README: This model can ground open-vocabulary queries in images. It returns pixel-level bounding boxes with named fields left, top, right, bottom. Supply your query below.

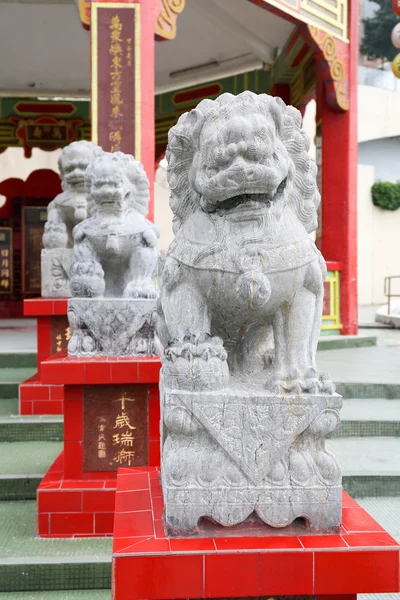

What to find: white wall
left=359, top=137, right=400, bottom=182
left=358, top=163, right=400, bottom=304
left=358, top=84, right=400, bottom=143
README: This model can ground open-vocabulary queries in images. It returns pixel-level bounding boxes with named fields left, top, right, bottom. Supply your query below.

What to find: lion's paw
left=123, top=282, right=158, bottom=299
left=164, top=336, right=229, bottom=391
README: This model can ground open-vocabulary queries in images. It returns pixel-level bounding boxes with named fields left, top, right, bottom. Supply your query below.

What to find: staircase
left=0, top=351, right=399, bottom=598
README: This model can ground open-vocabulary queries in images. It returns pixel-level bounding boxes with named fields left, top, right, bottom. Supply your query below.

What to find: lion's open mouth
left=215, top=177, right=287, bottom=212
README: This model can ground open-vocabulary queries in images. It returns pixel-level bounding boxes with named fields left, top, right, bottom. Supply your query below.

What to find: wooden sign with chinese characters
left=23, top=207, right=47, bottom=294
left=91, top=3, right=140, bottom=157
left=0, top=228, right=12, bottom=295
left=83, top=385, right=148, bottom=472
left=50, top=317, right=71, bottom=354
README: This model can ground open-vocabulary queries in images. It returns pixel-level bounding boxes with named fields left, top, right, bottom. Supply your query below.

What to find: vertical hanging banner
left=91, top=3, right=141, bottom=158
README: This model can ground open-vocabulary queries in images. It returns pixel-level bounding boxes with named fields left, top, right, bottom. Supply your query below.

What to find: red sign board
left=91, top=3, right=140, bottom=157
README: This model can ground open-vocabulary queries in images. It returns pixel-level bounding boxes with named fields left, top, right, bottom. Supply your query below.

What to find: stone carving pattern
left=158, top=91, right=342, bottom=533
left=67, top=151, right=160, bottom=357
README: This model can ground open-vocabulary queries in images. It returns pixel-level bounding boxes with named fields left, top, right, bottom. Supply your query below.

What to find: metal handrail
left=384, top=275, right=400, bottom=315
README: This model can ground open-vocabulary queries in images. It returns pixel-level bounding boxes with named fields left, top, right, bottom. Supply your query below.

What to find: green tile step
left=0, top=413, right=63, bottom=443
left=0, top=501, right=111, bottom=593
left=0, top=593, right=110, bottom=599
left=0, top=441, right=62, bottom=501
left=0, top=369, right=37, bottom=400
left=317, top=334, right=377, bottom=351
left=333, top=398, right=400, bottom=437
left=0, top=353, right=37, bottom=369
left=328, top=436, right=400, bottom=497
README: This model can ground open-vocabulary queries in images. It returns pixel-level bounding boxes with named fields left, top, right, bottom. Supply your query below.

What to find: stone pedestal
left=21, top=298, right=68, bottom=415
left=111, top=467, right=400, bottom=600
left=68, top=298, right=160, bottom=357
left=37, top=351, right=161, bottom=537
left=162, top=379, right=342, bottom=534
left=41, top=248, right=72, bottom=298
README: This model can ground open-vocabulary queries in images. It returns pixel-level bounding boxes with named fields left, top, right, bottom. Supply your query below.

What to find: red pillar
left=318, top=0, right=358, bottom=335
left=91, top=0, right=156, bottom=221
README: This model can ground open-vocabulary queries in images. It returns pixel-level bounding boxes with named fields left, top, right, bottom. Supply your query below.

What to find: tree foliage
left=360, top=0, right=399, bottom=62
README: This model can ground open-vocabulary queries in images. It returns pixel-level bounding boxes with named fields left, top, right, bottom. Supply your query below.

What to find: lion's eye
left=206, top=167, right=218, bottom=177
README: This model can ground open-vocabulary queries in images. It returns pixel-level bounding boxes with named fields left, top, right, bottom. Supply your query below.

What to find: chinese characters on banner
left=23, top=207, right=47, bottom=294
left=0, top=228, right=12, bottom=294
left=83, top=385, right=148, bottom=472
left=92, top=4, right=139, bottom=157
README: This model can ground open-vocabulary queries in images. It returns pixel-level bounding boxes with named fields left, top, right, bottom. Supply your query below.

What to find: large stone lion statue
left=70, top=151, right=159, bottom=299
left=158, top=91, right=333, bottom=394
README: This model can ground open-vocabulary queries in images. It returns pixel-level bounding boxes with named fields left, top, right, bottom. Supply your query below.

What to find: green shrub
left=372, top=181, right=400, bottom=211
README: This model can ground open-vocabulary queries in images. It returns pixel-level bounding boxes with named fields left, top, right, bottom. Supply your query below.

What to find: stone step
left=0, top=353, right=37, bottom=369
left=318, top=334, right=377, bottom=351
left=0, top=368, right=36, bottom=399
left=334, top=398, right=400, bottom=437
left=0, top=501, right=111, bottom=593
left=0, top=593, right=110, bottom=599
left=0, top=441, right=62, bottom=501
left=329, top=437, right=400, bottom=497
left=335, top=382, right=400, bottom=399
left=0, top=413, right=63, bottom=443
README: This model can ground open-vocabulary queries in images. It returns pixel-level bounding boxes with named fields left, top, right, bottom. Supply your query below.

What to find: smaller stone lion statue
left=42, top=141, right=103, bottom=249
left=158, top=91, right=333, bottom=394
left=70, top=151, right=159, bottom=299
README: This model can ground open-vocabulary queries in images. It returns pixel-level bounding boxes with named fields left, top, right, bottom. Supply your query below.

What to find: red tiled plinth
left=112, top=467, right=400, bottom=600
left=19, top=373, right=63, bottom=415
left=37, top=452, right=116, bottom=537
left=22, top=298, right=69, bottom=415
left=37, top=355, right=161, bottom=538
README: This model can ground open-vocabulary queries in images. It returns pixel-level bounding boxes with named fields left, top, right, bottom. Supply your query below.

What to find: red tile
left=137, top=359, right=161, bottom=383
left=170, top=537, right=216, bottom=552
left=343, top=532, right=399, bottom=547
left=148, top=440, right=160, bottom=466
left=114, top=510, right=154, bottom=538
left=124, top=537, right=170, bottom=554
left=342, top=508, right=385, bottom=532
left=215, top=535, right=303, bottom=551
left=114, top=554, right=203, bottom=599
left=147, top=384, right=159, bottom=402
left=152, top=496, right=164, bottom=519
left=28, top=300, right=53, bottom=316
left=19, top=382, right=48, bottom=401
left=111, top=361, right=138, bottom=384
left=85, top=471, right=116, bottom=481
left=300, top=535, right=348, bottom=549
left=85, top=362, right=111, bottom=384
left=64, top=396, right=83, bottom=442
left=148, top=394, right=160, bottom=441
left=63, top=361, right=86, bottom=384
left=118, top=472, right=149, bottom=492
left=113, top=537, right=148, bottom=554
left=50, top=513, right=94, bottom=535
left=61, top=480, right=104, bottom=489
left=83, top=490, right=116, bottom=512
left=50, top=385, right=64, bottom=401
left=38, top=490, right=82, bottom=513
left=95, top=512, right=115, bottom=534
left=259, top=552, right=314, bottom=595
left=37, top=513, right=49, bottom=536
left=154, top=519, right=166, bottom=539
left=64, top=386, right=83, bottom=402
left=149, top=475, right=162, bottom=497
left=33, top=400, right=62, bottom=415
left=115, top=490, right=152, bottom=513
left=205, top=553, right=259, bottom=598
left=64, top=441, right=83, bottom=479
left=19, top=401, right=33, bottom=415
left=342, top=491, right=360, bottom=508
left=53, top=299, right=68, bottom=315
left=315, top=550, right=400, bottom=594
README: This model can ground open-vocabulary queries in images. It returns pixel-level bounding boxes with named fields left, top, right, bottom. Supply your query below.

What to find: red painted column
left=91, top=0, right=156, bottom=221
left=318, top=0, right=358, bottom=335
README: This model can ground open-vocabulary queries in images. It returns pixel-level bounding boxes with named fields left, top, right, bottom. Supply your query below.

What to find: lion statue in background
left=70, top=151, right=159, bottom=299
left=158, top=91, right=333, bottom=394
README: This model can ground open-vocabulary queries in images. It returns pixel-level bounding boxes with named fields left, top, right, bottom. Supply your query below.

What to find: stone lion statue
left=70, top=151, right=159, bottom=299
left=158, top=91, right=332, bottom=394
left=42, top=140, right=104, bottom=249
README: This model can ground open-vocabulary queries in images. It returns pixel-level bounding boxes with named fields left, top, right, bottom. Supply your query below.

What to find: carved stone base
left=161, top=379, right=342, bottom=535
left=41, top=248, right=72, bottom=298
left=67, top=298, right=161, bottom=357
